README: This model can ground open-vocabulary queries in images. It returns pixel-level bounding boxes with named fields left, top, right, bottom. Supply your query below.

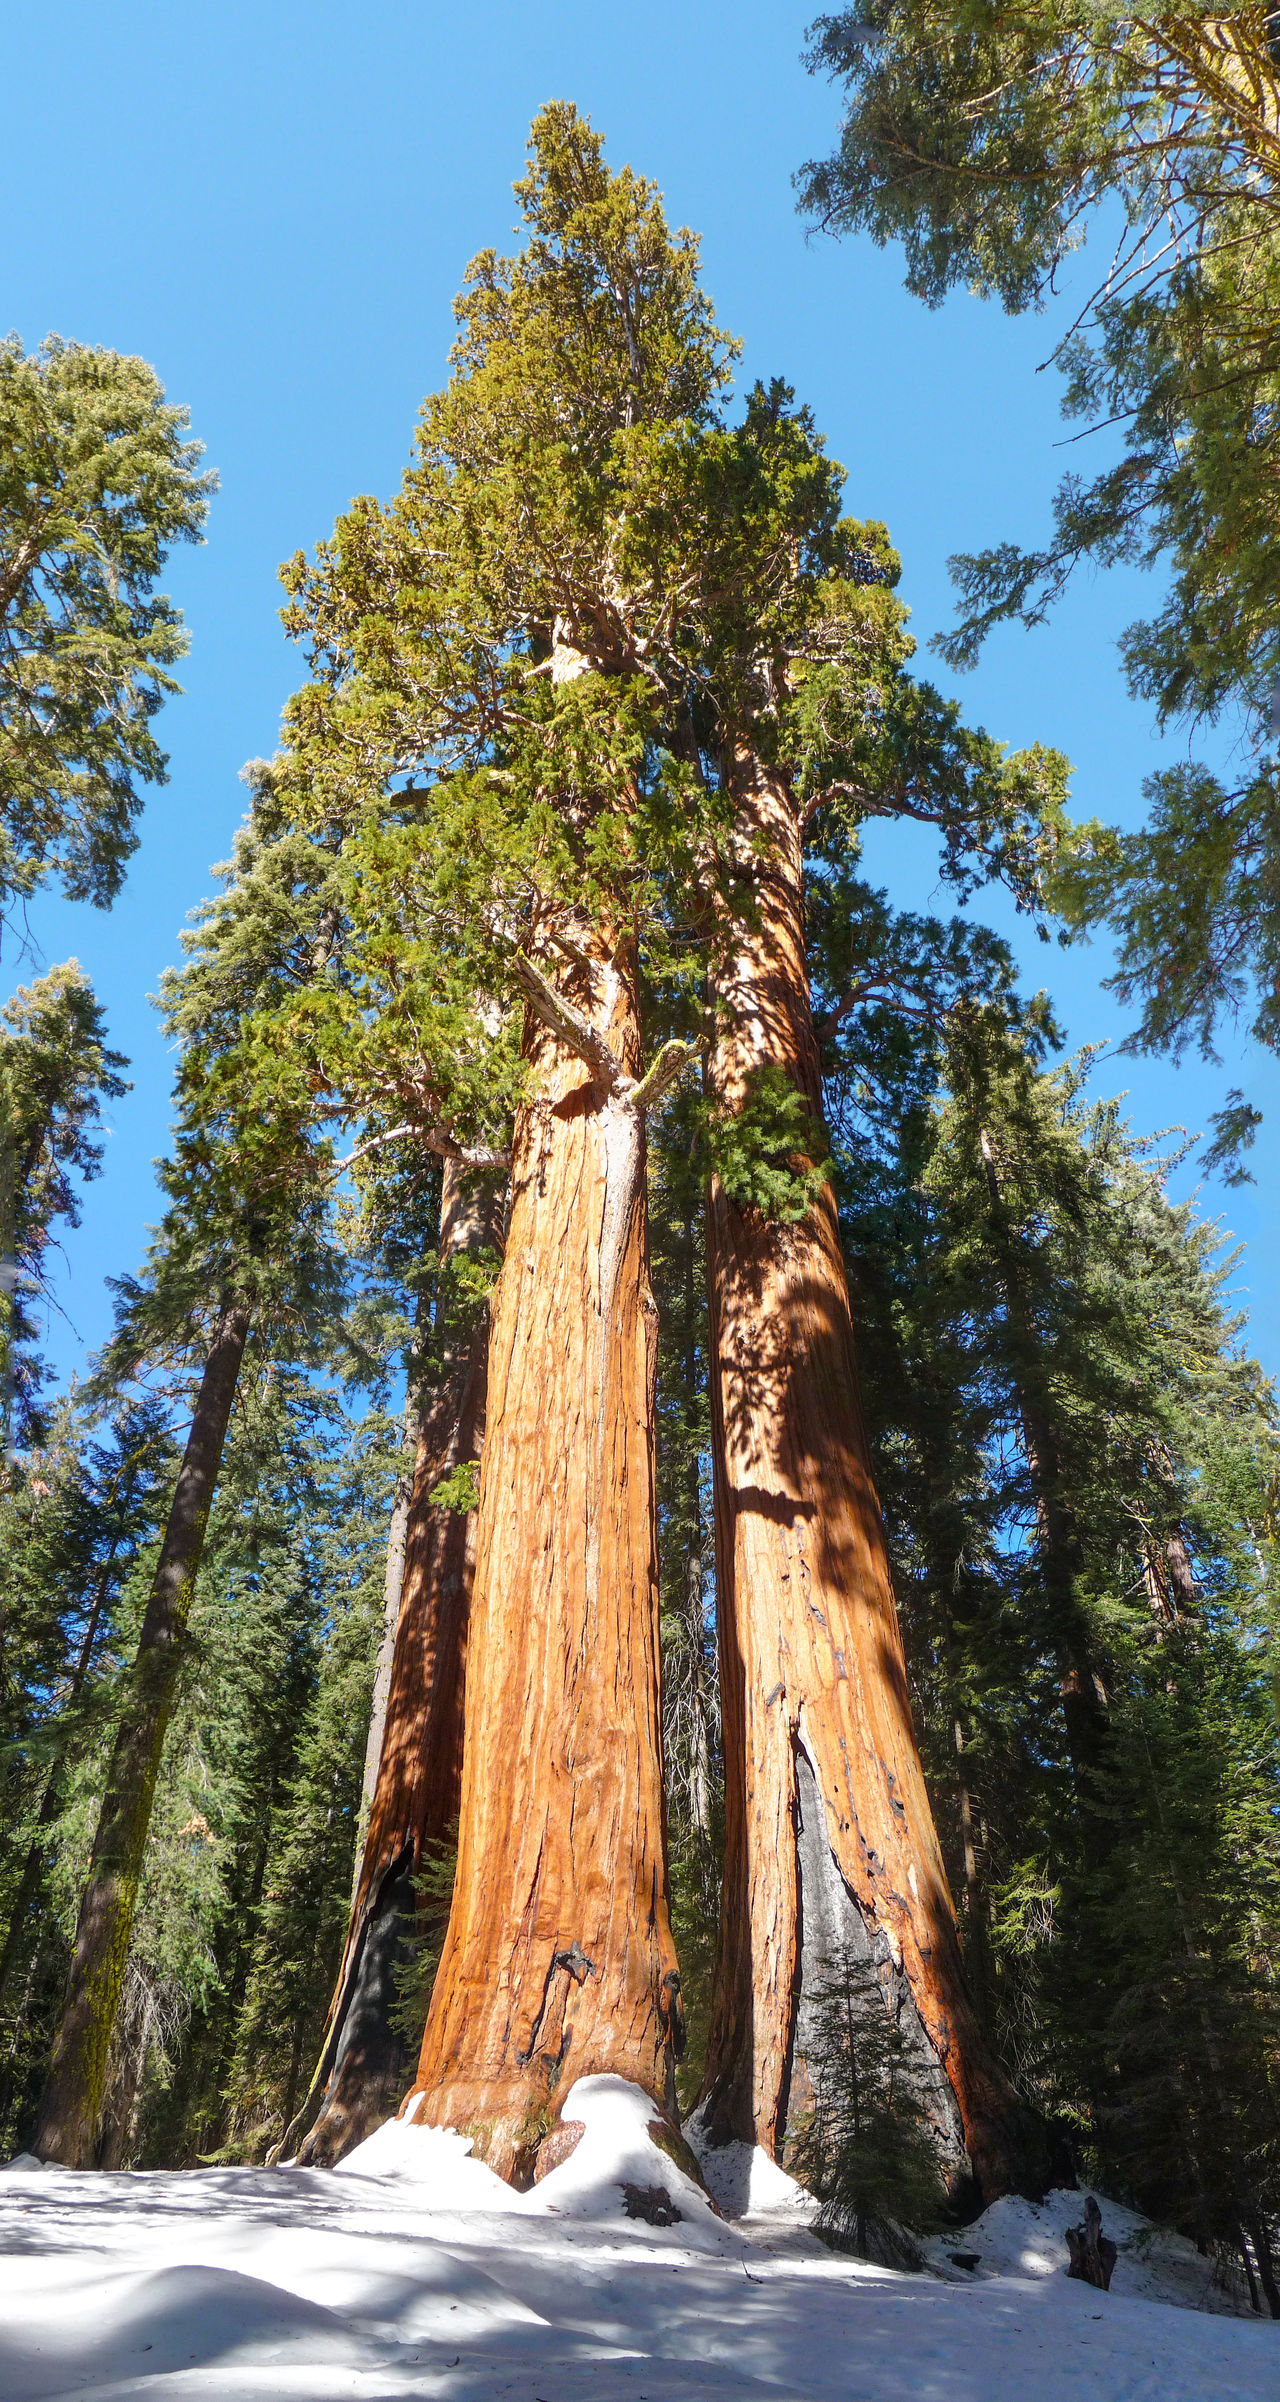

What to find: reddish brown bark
left=296, top=1161, right=501, bottom=2166
left=403, top=920, right=680, bottom=2182
left=697, top=751, right=1055, bottom=2206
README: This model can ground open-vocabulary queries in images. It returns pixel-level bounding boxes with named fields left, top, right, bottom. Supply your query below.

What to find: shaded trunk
left=359, top=1431, right=417, bottom=1843
left=32, top=1300, right=250, bottom=2166
left=697, top=751, right=1055, bottom=2206
left=1142, top=1440, right=1198, bottom=1636
left=404, top=918, right=679, bottom=2182
left=295, top=1160, right=501, bottom=2166
left=951, top=1704, right=992, bottom=2027
left=685, top=1507, right=714, bottom=1845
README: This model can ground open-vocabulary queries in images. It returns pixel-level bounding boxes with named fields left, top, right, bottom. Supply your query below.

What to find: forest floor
left=1, top=2076, right=1275, bottom=2400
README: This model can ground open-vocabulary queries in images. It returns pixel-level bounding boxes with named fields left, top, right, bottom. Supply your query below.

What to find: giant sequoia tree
left=237, top=107, right=744, bottom=2176
left=638, top=399, right=1065, bottom=2200
left=229, top=107, right=1076, bottom=2194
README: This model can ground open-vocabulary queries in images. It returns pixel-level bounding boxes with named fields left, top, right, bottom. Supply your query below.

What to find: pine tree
left=31, top=811, right=349, bottom=2164
left=0, top=335, right=212, bottom=925
left=792, top=1947, right=948, bottom=2262
left=0, top=961, right=129, bottom=1460
left=59, top=1372, right=398, bottom=2171
left=0, top=1391, right=176, bottom=2144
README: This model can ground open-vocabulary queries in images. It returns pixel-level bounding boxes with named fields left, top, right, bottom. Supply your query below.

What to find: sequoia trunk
left=295, top=1160, right=501, bottom=2166
left=33, top=1299, right=250, bottom=2166
left=698, top=751, right=1053, bottom=2206
left=404, top=921, right=680, bottom=2181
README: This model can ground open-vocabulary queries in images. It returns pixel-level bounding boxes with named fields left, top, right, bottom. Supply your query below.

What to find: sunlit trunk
left=403, top=919, right=680, bottom=2182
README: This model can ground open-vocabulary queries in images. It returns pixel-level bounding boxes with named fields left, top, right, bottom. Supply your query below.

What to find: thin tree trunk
left=358, top=1429, right=417, bottom=1849
left=951, top=1705, right=993, bottom=2025
left=685, top=1507, right=714, bottom=1844
left=0, top=1524, right=127, bottom=2018
left=697, top=749, right=1055, bottom=2205
left=295, top=1160, right=502, bottom=2166
left=32, top=1300, right=250, bottom=2166
left=403, top=917, right=680, bottom=2182
left=977, top=1129, right=1108, bottom=1776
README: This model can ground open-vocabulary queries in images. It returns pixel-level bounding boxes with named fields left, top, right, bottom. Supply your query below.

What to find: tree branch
left=511, top=950, right=631, bottom=1094
left=814, top=983, right=937, bottom=1042
left=627, top=1036, right=708, bottom=1112
left=334, top=1123, right=511, bottom=1176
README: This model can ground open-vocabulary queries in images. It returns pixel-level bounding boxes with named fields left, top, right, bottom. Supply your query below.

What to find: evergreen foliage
left=821, top=951, right=1280, bottom=2280
left=792, top=1948, right=948, bottom=2261
left=0, top=335, right=212, bottom=920
left=0, top=1370, right=396, bottom=2165
left=801, top=11, right=1280, bottom=1159
left=0, top=962, right=128, bottom=1453
left=649, top=1088, right=720, bottom=2108
left=3, top=103, right=1278, bottom=2299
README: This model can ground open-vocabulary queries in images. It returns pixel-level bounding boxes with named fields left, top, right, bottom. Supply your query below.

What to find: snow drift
left=1, top=2077, right=1275, bottom=2400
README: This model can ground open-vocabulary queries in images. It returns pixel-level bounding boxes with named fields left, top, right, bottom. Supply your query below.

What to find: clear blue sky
left=8, top=0, right=1277, bottom=1385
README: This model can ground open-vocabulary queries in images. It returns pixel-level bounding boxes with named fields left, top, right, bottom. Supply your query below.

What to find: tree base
left=295, top=1865, right=416, bottom=2168
left=403, top=2072, right=575, bottom=2188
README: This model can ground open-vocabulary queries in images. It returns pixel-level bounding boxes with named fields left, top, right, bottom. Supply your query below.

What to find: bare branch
left=815, top=983, right=937, bottom=1042
left=511, top=950, right=630, bottom=1093
left=333, top=1123, right=511, bottom=1176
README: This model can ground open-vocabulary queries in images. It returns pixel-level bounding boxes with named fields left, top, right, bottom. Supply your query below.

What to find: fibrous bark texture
left=404, top=921, right=680, bottom=2182
left=296, top=1162, right=501, bottom=2167
left=33, top=1300, right=250, bottom=2167
left=697, top=752, right=1052, bottom=2207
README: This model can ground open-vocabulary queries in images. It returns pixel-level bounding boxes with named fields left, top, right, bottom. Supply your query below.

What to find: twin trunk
left=403, top=922, right=680, bottom=2181
left=295, top=1161, right=501, bottom=2166
left=33, top=1300, right=249, bottom=2167
left=697, top=752, right=1051, bottom=2205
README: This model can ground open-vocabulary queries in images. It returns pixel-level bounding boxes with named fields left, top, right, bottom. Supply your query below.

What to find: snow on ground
left=2, top=2076, right=1275, bottom=2400
left=920, top=2183, right=1260, bottom=2319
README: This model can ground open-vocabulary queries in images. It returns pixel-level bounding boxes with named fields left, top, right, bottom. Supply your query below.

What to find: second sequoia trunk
left=403, top=920, right=680, bottom=2181
left=295, top=1159, right=502, bottom=2166
left=698, top=750, right=1053, bottom=2207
